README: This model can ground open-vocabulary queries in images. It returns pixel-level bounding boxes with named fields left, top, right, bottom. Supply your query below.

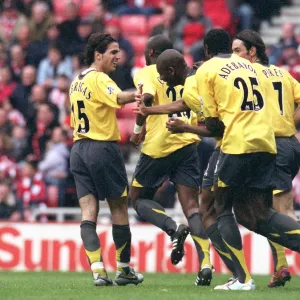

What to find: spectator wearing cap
left=174, top=0, right=212, bottom=59
left=105, top=18, right=134, bottom=64
left=0, top=0, right=28, bottom=46
left=37, top=43, right=73, bottom=89
left=28, top=1, right=54, bottom=41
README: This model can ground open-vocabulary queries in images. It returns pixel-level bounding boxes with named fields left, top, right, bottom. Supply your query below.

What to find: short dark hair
left=147, top=34, right=173, bottom=58
left=235, top=29, right=269, bottom=65
left=84, top=33, right=117, bottom=66
left=204, top=29, right=231, bottom=56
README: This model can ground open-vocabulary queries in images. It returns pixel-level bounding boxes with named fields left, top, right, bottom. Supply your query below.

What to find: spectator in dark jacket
left=10, top=65, right=36, bottom=118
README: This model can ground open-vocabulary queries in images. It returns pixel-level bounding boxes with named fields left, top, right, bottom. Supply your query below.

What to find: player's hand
left=133, top=99, right=148, bottom=116
left=166, top=118, right=187, bottom=133
left=134, top=84, right=143, bottom=102
left=130, top=133, right=143, bottom=148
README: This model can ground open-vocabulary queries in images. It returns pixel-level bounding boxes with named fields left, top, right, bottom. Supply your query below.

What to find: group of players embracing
left=69, top=28, right=300, bottom=290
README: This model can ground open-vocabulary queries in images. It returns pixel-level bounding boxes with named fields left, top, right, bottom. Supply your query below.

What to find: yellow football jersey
left=69, top=68, right=122, bottom=142
left=254, top=63, right=300, bottom=137
left=196, top=54, right=276, bottom=155
left=134, top=65, right=199, bottom=158
left=183, top=74, right=222, bottom=148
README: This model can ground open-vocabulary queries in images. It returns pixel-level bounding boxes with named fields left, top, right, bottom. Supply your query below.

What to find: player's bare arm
left=130, top=93, right=153, bottom=147
left=205, top=117, right=225, bottom=137
left=166, top=118, right=216, bottom=137
left=134, top=99, right=188, bottom=116
left=117, top=84, right=143, bottom=105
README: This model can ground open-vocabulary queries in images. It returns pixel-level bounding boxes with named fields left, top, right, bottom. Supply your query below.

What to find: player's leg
left=214, top=152, right=254, bottom=290
left=96, top=141, right=143, bottom=286
left=107, top=196, right=143, bottom=286
left=70, top=140, right=114, bottom=286
left=130, top=153, right=188, bottom=258
left=215, top=186, right=253, bottom=290
left=201, top=188, right=237, bottom=279
left=267, top=137, right=300, bottom=287
left=176, top=184, right=212, bottom=286
left=201, top=148, right=236, bottom=278
left=131, top=185, right=178, bottom=236
left=172, top=143, right=212, bottom=285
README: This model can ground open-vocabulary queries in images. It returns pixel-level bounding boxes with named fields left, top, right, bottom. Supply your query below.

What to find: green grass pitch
left=1, top=272, right=300, bottom=300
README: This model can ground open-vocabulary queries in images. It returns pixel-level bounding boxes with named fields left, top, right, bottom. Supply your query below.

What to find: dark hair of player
left=84, top=33, right=117, bottom=66
left=146, top=34, right=173, bottom=58
left=235, top=29, right=269, bottom=65
left=204, top=29, right=231, bottom=56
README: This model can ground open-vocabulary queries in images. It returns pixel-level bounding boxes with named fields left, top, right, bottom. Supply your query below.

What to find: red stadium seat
left=79, top=0, right=96, bottom=17
left=117, top=118, right=135, bottom=144
left=148, top=14, right=164, bottom=33
left=53, top=0, right=79, bottom=17
left=203, top=0, right=231, bottom=29
left=118, top=102, right=137, bottom=119
left=119, top=15, right=148, bottom=37
left=134, top=55, right=146, bottom=69
left=184, top=54, right=194, bottom=67
left=127, top=35, right=148, bottom=55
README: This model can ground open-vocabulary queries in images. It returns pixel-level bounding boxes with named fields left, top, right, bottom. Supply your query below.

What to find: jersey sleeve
left=97, top=73, right=122, bottom=108
left=288, top=72, right=300, bottom=106
left=134, top=68, right=157, bottom=96
left=183, top=75, right=205, bottom=122
left=196, top=65, right=218, bottom=118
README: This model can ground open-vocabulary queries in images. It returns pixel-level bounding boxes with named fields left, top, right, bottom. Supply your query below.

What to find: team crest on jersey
left=107, top=86, right=115, bottom=94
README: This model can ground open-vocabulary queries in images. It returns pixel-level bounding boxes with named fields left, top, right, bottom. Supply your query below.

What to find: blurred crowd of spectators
left=0, top=0, right=297, bottom=221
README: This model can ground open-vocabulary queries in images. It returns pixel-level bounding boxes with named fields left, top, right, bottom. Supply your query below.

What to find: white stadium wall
left=1, top=222, right=300, bottom=274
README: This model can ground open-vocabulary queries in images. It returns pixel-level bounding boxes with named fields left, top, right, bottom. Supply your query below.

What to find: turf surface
left=1, top=272, right=299, bottom=300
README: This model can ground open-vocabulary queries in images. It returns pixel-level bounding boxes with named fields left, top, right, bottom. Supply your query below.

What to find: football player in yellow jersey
left=196, top=29, right=300, bottom=291
left=134, top=49, right=237, bottom=284
left=69, top=33, right=143, bottom=286
left=232, top=29, right=300, bottom=288
left=129, top=35, right=213, bottom=286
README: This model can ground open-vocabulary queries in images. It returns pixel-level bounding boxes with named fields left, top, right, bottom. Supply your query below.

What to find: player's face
left=158, top=67, right=176, bottom=87
left=101, top=42, right=120, bottom=73
left=232, top=39, right=251, bottom=61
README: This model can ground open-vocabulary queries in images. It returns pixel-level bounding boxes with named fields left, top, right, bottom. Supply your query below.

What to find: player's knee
left=234, top=207, right=257, bottom=231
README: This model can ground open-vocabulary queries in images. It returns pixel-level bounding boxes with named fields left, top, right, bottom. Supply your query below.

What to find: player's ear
left=149, top=49, right=154, bottom=57
left=249, top=46, right=257, bottom=58
left=168, top=66, right=175, bottom=76
left=94, top=51, right=102, bottom=62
